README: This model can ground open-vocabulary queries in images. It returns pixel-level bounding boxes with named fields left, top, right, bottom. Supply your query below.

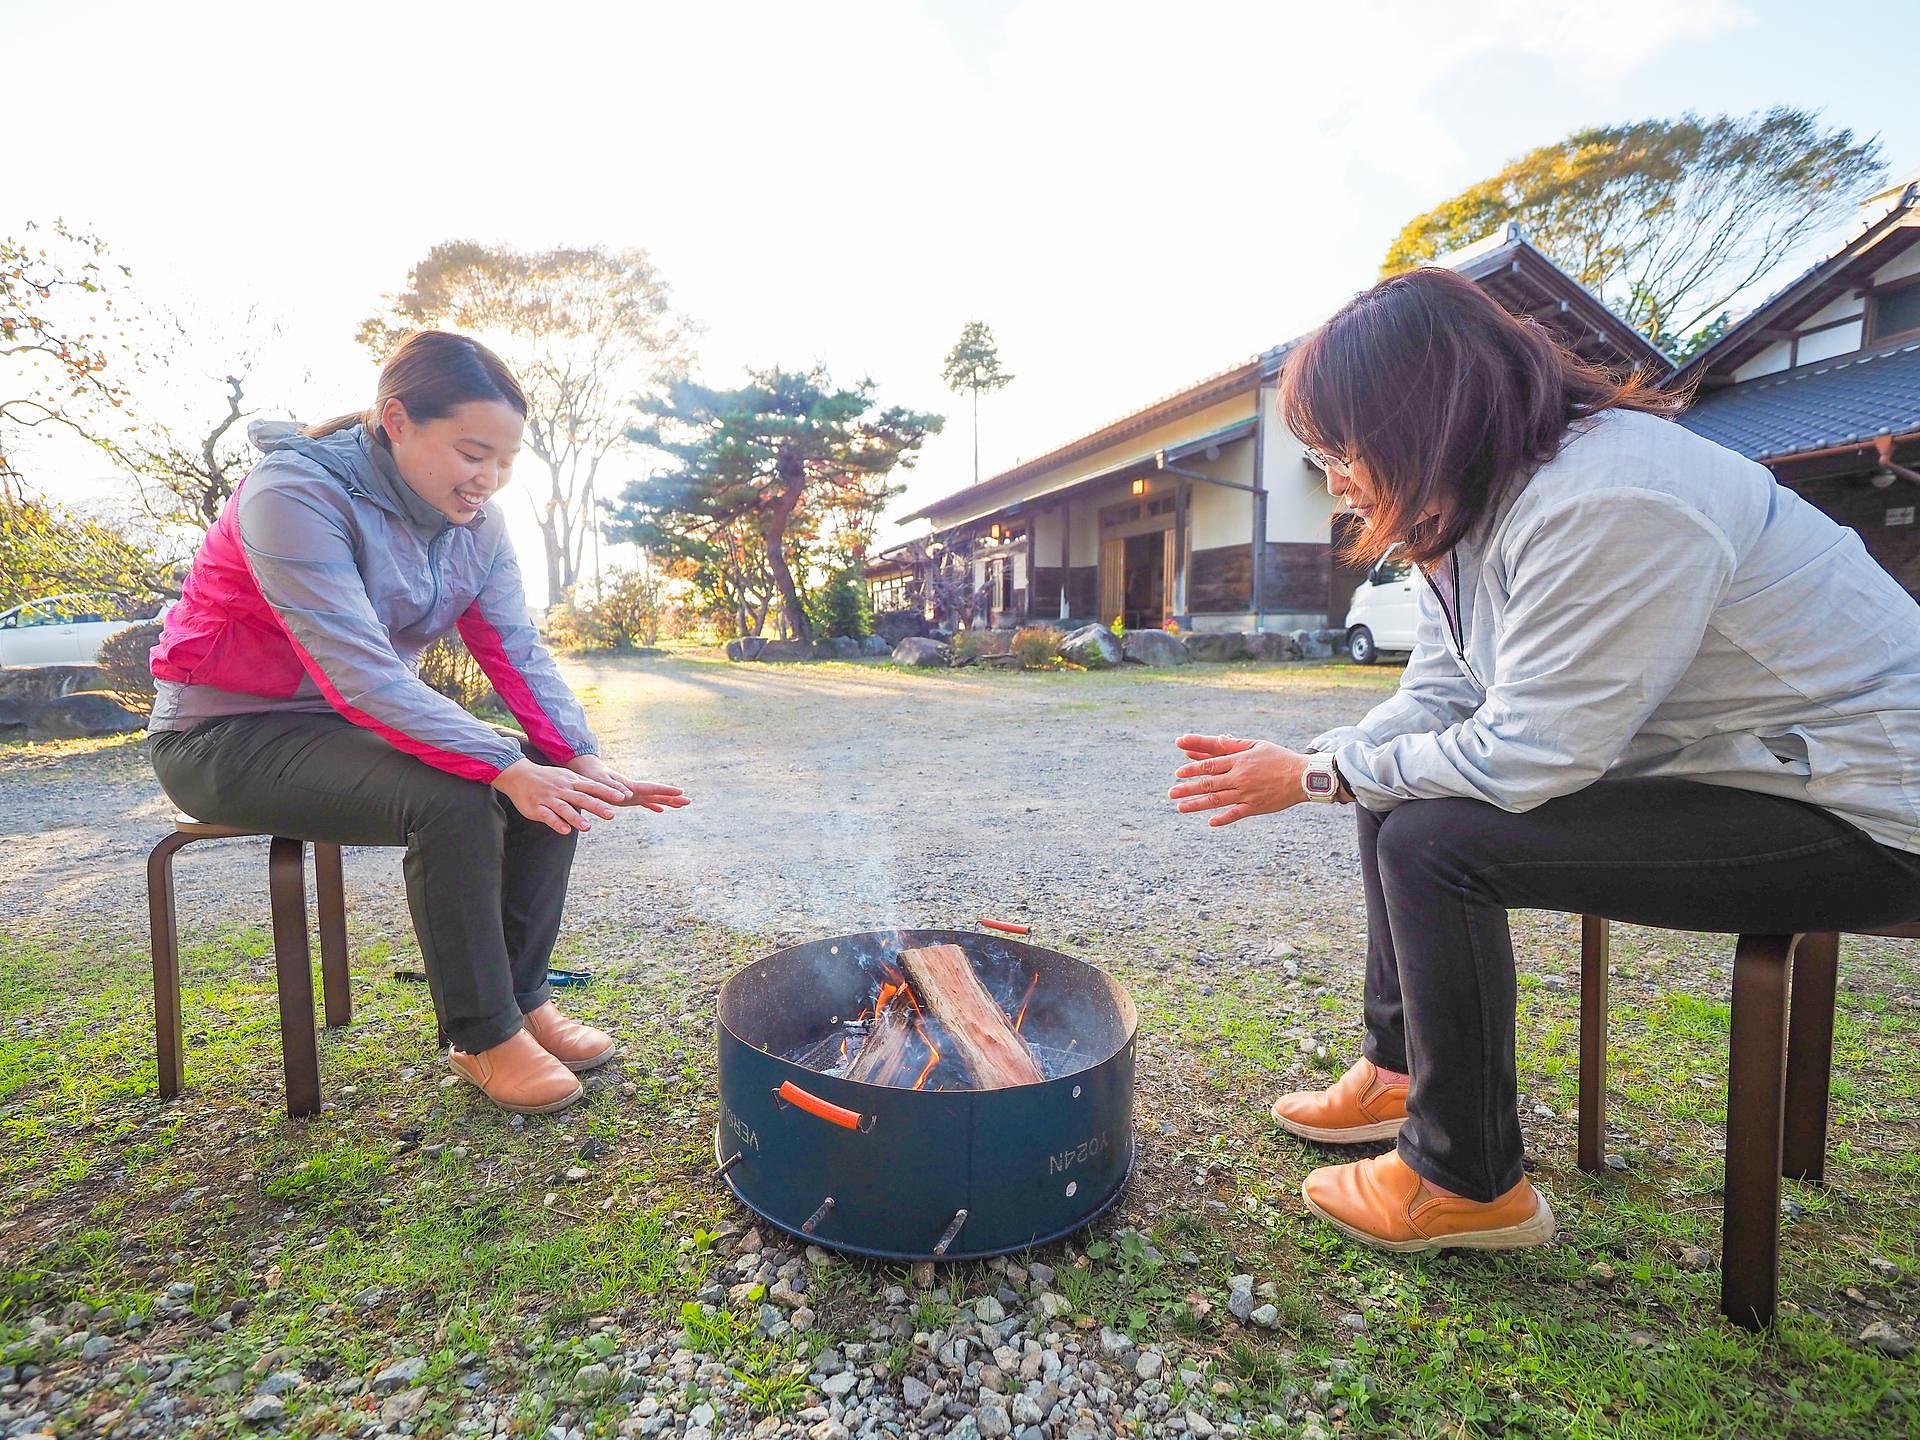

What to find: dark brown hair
left=307, top=330, right=528, bottom=441
left=1278, top=266, right=1684, bottom=568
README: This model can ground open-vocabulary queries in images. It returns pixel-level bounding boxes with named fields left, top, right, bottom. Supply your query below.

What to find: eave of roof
left=1436, top=229, right=1674, bottom=377
left=1678, top=338, right=1920, bottom=462
left=897, top=351, right=1277, bottom=523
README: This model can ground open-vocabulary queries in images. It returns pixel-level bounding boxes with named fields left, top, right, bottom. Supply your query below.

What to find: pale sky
left=8, top=0, right=1918, bottom=601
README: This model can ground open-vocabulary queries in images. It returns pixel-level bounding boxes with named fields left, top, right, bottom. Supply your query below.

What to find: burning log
left=899, top=943, right=1046, bottom=1089
left=845, top=987, right=921, bottom=1087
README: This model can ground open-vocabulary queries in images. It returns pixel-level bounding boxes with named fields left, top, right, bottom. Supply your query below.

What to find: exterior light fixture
left=1131, top=478, right=1148, bottom=496
left=990, top=523, right=1003, bottom=540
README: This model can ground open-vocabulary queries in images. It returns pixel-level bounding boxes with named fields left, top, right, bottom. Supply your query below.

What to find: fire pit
left=714, top=926, right=1137, bottom=1261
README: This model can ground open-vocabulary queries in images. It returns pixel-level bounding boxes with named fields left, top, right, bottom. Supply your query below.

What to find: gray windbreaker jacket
left=149, top=421, right=596, bottom=781
left=1309, top=407, right=1920, bottom=852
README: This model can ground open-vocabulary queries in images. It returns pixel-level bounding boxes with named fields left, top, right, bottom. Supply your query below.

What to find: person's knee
left=410, top=774, right=504, bottom=836
left=1374, top=798, right=1489, bottom=887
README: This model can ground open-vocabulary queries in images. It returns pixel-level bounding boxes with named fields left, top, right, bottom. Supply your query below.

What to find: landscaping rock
left=373, top=1356, right=427, bottom=1391
left=238, top=1394, right=286, bottom=1424
left=1122, top=629, right=1189, bottom=666
left=757, top=639, right=815, bottom=662
left=861, top=635, right=891, bottom=656
left=893, top=637, right=950, bottom=668
left=380, top=1386, right=428, bottom=1424
left=0, top=664, right=103, bottom=705
left=1181, top=632, right=1250, bottom=662
left=1245, top=631, right=1295, bottom=661
left=724, top=636, right=768, bottom=661
left=1677, top=1245, right=1714, bottom=1271
left=28, top=691, right=144, bottom=740
left=901, top=1375, right=933, bottom=1408
left=1868, top=1257, right=1901, bottom=1282
left=1059, top=623, right=1121, bottom=669
left=872, top=610, right=931, bottom=644
left=0, top=697, right=29, bottom=734
left=822, top=636, right=861, bottom=660
left=1251, top=1304, right=1281, bottom=1328
left=1861, top=1320, right=1914, bottom=1357
left=1289, top=628, right=1333, bottom=659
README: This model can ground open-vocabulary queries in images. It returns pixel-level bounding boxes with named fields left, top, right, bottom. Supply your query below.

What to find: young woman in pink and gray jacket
left=147, top=331, right=688, bottom=1116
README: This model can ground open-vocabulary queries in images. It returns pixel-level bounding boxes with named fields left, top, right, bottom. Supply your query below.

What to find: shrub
left=1011, top=624, right=1063, bottom=670
left=546, top=570, right=667, bottom=652
left=1109, top=613, right=1126, bottom=638
left=805, top=566, right=872, bottom=640
left=94, top=621, right=163, bottom=709
left=417, top=634, right=494, bottom=713
left=950, top=629, right=990, bottom=665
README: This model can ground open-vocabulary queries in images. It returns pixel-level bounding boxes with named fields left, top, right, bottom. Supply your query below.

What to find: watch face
left=1305, top=771, right=1335, bottom=795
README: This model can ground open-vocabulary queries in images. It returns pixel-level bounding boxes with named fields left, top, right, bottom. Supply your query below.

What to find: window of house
left=868, top=574, right=910, bottom=612
left=1871, top=281, right=1920, bottom=343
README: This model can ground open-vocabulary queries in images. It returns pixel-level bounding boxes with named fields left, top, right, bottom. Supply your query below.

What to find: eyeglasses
left=1302, top=444, right=1352, bottom=479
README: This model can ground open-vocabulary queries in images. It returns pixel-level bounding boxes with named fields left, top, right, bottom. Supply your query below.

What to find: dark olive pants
left=1355, top=778, right=1920, bottom=1201
left=150, top=711, right=576, bottom=1053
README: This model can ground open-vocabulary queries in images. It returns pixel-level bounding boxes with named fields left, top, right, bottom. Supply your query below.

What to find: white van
left=0, top=594, right=164, bottom=668
left=1342, top=548, right=1417, bottom=664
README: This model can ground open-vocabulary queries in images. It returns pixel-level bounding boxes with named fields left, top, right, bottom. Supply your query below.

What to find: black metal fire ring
left=710, top=1123, right=1138, bottom=1264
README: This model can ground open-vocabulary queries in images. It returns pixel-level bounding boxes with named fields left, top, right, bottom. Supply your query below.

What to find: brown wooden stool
left=1576, top=916, right=1920, bottom=1328
left=148, top=816, right=356, bottom=1119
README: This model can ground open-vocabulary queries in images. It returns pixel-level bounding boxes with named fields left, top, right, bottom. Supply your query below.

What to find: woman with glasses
left=1168, top=267, right=1920, bottom=1253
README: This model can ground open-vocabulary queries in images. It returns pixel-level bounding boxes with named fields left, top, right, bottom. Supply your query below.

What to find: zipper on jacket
left=427, top=526, right=450, bottom=613
left=1425, top=551, right=1484, bottom=689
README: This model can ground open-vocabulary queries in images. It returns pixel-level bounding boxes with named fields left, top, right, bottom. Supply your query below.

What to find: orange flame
left=1012, top=972, right=1039, bottom=1033
left=911, top=1020, right=941, bottom=1090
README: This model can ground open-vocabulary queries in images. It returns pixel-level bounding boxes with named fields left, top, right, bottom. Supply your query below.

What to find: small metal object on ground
left=932, top=1207, right=970, bottom=1256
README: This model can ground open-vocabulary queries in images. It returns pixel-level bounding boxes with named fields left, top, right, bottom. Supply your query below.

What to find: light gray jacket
left=1309, top=407, right=1920, bottom=852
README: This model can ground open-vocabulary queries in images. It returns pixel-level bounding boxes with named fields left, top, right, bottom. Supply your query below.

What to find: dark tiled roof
left=1679, top=341, right=1920, bottom=462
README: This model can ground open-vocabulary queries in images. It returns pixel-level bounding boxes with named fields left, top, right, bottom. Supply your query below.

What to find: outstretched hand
left=566, top=754, right=691, bottom=814
left=1168, top=733, right=1308, bottom=827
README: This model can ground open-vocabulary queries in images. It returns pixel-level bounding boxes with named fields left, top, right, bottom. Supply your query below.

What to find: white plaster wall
left=1877, top=246, right=1920, bottom=286
left=1190, top=482, right=1254, bottom=550
left=1733, top=344, right=1792, bottom=382
left=1803, top=293, right=1866, bottom=329
left=920, top=393, right=1258, bottom=528
left=1800, top=322, right=1865, bottom=364
left=1260, top=389, right=1338, bottom=543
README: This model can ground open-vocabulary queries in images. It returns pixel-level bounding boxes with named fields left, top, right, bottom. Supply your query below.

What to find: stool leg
left=314, top=842, right=351, bottom=1030
left=1723, top=932, right=1792, bottom=1329
left=1577, top=915, right=1610, bottom=1173
left=146, top=834, right=192, bottom=1100
left=268, top=837, right=322, bottom=1119
left=1784, top=931, right=1839, bottom=1183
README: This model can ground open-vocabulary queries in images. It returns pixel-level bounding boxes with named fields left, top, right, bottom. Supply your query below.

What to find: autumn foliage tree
left=1, top=221, right=141, bottom=500
left=614, top=368, right=941, bottom=642
left=359, top=243, right=692, bottom=602
left=1383, top=109, right=1885, bottom=352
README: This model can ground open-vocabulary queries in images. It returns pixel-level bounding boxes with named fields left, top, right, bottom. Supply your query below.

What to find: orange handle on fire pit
left=977, top=916, right=1031, bottom=936
left=776, top=1080, right=875, bottom=1132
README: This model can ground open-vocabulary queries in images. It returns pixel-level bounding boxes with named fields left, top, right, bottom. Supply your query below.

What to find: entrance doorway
left=1098, top=493, right=1178, bottom=629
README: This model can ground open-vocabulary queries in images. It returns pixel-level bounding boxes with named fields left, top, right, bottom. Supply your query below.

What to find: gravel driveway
left=0, top=656, right=1404, bottom=952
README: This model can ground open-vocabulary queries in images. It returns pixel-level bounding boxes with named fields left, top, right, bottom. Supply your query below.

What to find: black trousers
left=1355, top=778, right=1920, bottom=1201
left=150, top=711, right=577, bottom=1053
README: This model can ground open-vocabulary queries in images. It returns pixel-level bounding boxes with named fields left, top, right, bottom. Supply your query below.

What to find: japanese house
left=879, top=225, right=1670, bottom=633
left=1678, top=179, right=1920, bottom=597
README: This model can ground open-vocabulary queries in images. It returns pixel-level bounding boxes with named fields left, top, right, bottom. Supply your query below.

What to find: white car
left=1343, top=548, right=1417, bottom=664
left=0, top=594, right=166, bottom=668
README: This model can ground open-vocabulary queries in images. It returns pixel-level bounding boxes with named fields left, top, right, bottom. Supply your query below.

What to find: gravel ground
left=0, top=655, right=1399, bottom=950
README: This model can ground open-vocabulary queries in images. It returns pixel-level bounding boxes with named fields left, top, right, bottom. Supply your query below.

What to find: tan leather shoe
left=447, top=1029, right=583, bottom=1115
left=1270, top=1058, right=1408, bottom=1143
left=523, top=1001, right=617, bottom=1073
left=1301, top=1151, right=1556, bottom=1253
